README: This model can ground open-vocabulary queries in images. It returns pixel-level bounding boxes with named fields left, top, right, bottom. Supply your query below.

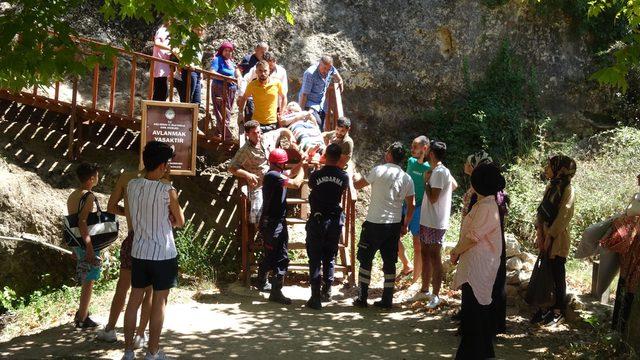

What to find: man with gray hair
left=298, top=55, right=344, bottom=131
left=240, top=41, right=269, bottom=76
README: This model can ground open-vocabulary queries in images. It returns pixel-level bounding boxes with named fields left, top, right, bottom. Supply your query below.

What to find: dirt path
left=0, top=281, right=581, bottom=360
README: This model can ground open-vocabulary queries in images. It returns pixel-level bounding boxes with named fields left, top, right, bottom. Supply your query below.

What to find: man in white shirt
left=419, top=140, right=457, bottom=309
left=240, top=52, right=288, bottom=99
left=152, top=22, right=172, bottom=101
left=352, top=142, right=415, bottom=309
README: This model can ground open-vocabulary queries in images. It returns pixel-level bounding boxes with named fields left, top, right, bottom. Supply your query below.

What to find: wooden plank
left=54, top=81, right=60, bottom=101
left=205, top=74, right=210, bottom=134
left=109, top=56, right=118, bottom=113
left=169, top=65, right=174, bottom=102
left=129, top=55, right=137, bottom=117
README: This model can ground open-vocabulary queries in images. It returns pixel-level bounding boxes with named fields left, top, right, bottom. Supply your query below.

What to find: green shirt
left=406, top=157, right=431, bottom=204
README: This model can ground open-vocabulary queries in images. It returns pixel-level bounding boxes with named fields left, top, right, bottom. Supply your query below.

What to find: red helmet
left=268, top=148, right=288, bottom=164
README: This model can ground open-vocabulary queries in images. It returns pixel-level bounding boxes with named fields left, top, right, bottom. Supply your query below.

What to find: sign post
left=140, top=100, right=198, bottom=176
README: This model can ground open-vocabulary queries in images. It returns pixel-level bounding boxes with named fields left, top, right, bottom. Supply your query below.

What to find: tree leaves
left=0, top=0, right=292, bottom=91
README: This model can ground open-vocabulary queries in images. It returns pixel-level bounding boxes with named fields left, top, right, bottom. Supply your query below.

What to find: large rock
left=506, top=257, right=523, bottom=271
left=518, top=251, right=537, bottom=265
left=507, top=270, right=520, bottom=285
left=506, top=284, right=519, bottom=298
left=505, top=234, right=522, bottom=258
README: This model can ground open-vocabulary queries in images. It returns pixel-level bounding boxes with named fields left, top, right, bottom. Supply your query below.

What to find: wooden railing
left=0, top=33, right=238, bottom=159
left=324, top=82, right=344, bottom=131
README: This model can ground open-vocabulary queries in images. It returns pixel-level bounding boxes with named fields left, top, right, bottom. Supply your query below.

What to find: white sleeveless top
left=127, top=178, right=177, bottom=261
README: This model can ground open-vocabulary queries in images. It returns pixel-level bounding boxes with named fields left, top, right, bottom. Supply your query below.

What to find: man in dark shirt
left=305, top=144, right=349, bottom=310
left=239, top=42, right=269, bottom=76
left=257, top=148, right=304, bottom=305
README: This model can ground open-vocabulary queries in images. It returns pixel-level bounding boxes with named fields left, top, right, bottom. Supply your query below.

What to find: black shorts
left=131, top=257, right=178, bottom=291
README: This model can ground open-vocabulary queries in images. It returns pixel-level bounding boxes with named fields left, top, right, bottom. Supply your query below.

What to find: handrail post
left=185, top=69, right=192, bottom=103
left=169, top=65, right=174, bottom=102
left=109, top=56, right=118, bottom=113
left=67, top=76, right=79, bottom=160
left=129, top=55, right=137, bottom=117
left=148, top=61, right=155, bottom=99
left=239, top=180, right=250, bottom=285
left=205, top=74, right=211, bottom=134
left=54, top=81, right=60, bottom=101
left=92, top=63, right=99, bottom=110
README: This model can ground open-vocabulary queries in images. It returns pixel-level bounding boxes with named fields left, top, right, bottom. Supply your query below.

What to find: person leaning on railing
left=298, top=55, right=344, bottom=131
left=211, top=41, right=242, bottom=140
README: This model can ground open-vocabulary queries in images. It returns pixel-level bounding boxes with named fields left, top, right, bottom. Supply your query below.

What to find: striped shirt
left=452, top=195, right=502, bottom=305
left=127, top=178, right=177, bottom=261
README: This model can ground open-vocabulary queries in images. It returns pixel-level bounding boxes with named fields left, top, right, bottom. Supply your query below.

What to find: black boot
left=306, top=284, right=322, bottom=310
left=353, top=283, right=369, bottom=308
left=253, top=271, right=272, bottom=292
left=374, top=287, right=393, bottom=309
left=269, top=276, right=292, bottom=305
left=321, top=283, right=332, bottom=302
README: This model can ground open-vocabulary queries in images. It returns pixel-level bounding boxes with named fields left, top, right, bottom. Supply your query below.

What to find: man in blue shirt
left=298, top=55, right=344, bottom=131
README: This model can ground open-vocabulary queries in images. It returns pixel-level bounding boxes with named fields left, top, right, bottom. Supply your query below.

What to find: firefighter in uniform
left=305, top=144, right=349, bottom=310
left=257, top=148, right=305, bottom=304
left=352, top=142, right=415, bottom=308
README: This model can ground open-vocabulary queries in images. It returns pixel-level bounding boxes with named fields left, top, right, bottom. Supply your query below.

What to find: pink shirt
left=452, top=195, right=502, bottom=305
left=152, top=25, right=171, bottom=78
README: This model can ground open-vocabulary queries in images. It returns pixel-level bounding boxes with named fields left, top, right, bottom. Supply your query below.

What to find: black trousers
left=152, top=77, right=168, bottom=101
left=456, top=283, right=496, bottom=360
left=305, top=212, right=345, bottom=287
left=356, top=221, right=401, bottom=296
left=549, top=256, right=566, bottom=311
left=491, top=243, right=507, bottom=333
left=176, top=70, right=201, bottom=105
left=258, top=218, right=289, bottom=277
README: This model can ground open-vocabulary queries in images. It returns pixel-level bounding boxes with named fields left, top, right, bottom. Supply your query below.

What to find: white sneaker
left=96, top=327, right=117, bottom=343
left=426, top=295, right=441, bottom=309
left=133, top=333, right=148, bottom=349
left=410, top=291, right=432, bottom=301
left=121, top=350, right=135, bottom=360
left=145, top=350, right=172, bottom=360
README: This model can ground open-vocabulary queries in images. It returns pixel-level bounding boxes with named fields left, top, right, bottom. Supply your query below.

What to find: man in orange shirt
left=238, top=61, right=286, bottom=134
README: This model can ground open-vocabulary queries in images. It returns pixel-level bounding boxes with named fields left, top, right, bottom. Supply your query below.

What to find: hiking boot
left=121, top=350, right=135, bottom=360
left=306, top=296, right=322, bottom=310
left=353, top=297, right=368, bottom=308
left=145, top=350, right=173, bottom=360
left=321, top=284, right=332, bottom=302
left=74, top=312, right=99, bottom=329
left=373, top=300, right=393, bottom=309
left=133, top=333, right=148, bottom=349
left=96, top=327, right=117, bottom=342
left=530, top=309, right=550, bottom=325
left=268, top=289, right=292, bottom=305
left=269, top=276, right=292, bottom=305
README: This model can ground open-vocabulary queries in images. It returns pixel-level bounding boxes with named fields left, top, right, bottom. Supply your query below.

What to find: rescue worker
left=305, top=144, right=350, bottom=310
left=352, top=142, right=415, bottom=309
left=257, top=148, right=305, bottom=304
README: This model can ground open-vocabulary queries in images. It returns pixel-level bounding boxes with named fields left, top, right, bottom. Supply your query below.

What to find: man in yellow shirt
left=238, top=61, right=286, bottom=134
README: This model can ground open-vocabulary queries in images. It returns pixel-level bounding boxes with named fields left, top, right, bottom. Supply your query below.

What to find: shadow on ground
left=0, top=285, right=580, bottom=360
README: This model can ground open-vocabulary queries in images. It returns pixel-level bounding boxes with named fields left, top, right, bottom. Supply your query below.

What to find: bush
left=420, top=41, right=543, bottom=179
left=174, top=222, right=239, bottom=281
left=504, top=127, right=640, bottom=251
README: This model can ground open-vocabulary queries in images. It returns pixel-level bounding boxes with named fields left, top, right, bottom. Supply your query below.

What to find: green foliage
left=0, top=0, right=293, bottom=90
left=420, top=41, right=542, bottom=177
left=174, top=222, right=239, bottom=281
left=0, top=287, right=25, bottom=313
left=504, top=127, right=640, bottom=250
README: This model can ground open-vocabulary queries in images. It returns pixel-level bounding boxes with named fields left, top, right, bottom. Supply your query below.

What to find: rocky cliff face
left=202, top=0, right=606, bottom=166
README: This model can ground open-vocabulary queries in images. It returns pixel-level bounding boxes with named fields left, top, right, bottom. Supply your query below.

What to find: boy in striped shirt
left=122, top=141, right=185, bottom=360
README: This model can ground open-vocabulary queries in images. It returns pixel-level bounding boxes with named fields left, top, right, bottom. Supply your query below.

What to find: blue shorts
left=73, top=247, right=102, bottom=284
left=402, top=202, right=422, bottom=236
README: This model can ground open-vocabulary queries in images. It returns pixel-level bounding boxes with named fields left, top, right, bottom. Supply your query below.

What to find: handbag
left=525, top=252, right=555, bottom=307
left=63, top=191, right=119, bottom=251
left=600, top=216, right=638, bottom=254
